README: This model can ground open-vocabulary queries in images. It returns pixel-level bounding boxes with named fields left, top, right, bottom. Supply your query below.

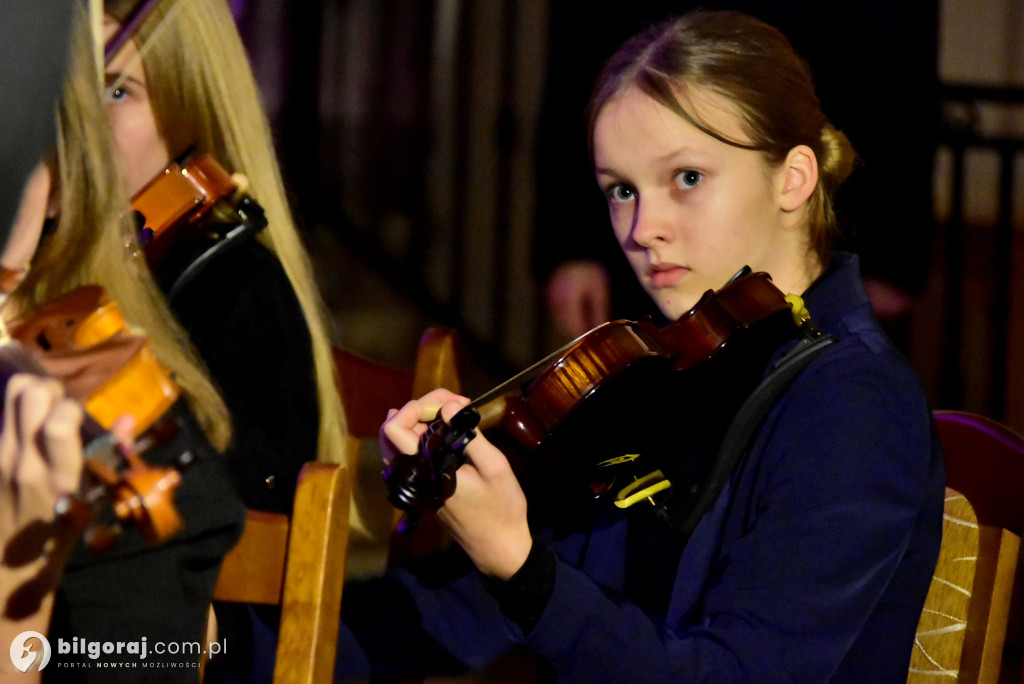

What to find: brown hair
left=588, top=10, right=855, bottom=263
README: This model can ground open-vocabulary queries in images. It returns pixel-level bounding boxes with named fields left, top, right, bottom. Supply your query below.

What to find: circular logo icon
left=10, top=631, right=51, bottom=672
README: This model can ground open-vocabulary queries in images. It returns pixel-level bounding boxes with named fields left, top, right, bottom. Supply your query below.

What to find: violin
left=4, top=285, right=188, bottom=549
left=130, top=152, right=267, bottom=300
left=383, top=269, right=825, bottom=517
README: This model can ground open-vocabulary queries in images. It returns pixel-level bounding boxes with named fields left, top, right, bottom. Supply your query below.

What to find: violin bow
left=102, top=0, right=165, bottom=64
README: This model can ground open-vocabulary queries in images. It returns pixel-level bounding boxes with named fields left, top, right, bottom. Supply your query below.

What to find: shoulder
left=750, top=317, right=939, bottom=507
left=167, top=234, right=312, bottom=363
left=169, top=235, right=304, bottom=325
left=777, top=252, right=934, bottom=451
left=173, top=235, right=291, bottom=296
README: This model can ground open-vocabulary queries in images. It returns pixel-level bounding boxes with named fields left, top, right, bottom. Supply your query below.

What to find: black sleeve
left=340, top=549, right=477, bottom=680
left=480, top=540, right=556, bottom=634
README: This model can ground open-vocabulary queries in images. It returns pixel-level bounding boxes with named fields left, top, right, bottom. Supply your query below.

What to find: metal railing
left=934, top=84, right=1024, bottom=422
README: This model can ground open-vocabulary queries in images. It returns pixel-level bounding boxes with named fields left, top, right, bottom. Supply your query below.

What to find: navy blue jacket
left=338, top=253, right=945, bottom=683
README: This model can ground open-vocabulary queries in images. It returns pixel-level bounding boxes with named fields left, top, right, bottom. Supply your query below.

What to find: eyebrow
left=104, top=72, right=146, bottom=89
left=595, top=144, right=705, bottom=177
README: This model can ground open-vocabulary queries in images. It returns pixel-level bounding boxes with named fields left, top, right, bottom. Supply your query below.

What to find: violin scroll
left=129, top=152, right=268, bottom=301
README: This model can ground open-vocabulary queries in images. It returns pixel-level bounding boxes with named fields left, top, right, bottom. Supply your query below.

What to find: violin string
left=468, top=322, right=610, bottom=410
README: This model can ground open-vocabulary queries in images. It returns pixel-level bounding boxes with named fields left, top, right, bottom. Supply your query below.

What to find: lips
left=648, top=263, right=687, bottom=288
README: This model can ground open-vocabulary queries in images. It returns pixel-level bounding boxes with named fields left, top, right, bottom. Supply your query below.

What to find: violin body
left=484, top=271, right=793, bottom=450
left=5, top=286, right=188, bottom=548
left=10, top=285, right=180, bottom=435
left=384, top=270, right=811, bottom=518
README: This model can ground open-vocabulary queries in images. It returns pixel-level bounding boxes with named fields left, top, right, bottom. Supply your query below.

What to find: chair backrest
left=333, top=328, right=463, bottom=567
left=212, top=461, right=351, bottom=684
left=207, top=329, right=460, bottom=682
left=334, top=327, right=462, bottom=441
left=908, top=410, right=1024, bottom=684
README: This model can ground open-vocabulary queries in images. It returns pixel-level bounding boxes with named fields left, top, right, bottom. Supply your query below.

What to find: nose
left=630, top=195, right=673, bottom=249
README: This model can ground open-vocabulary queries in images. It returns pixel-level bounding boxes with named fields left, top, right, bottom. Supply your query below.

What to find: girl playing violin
left=354, top=10, right=945, bottom=682
left=2, top=4, right=245, bottom=681
left=95, top=0, right=354, bottom=679
left=5, top=0, right=350, bottom=678
left=99, top=0, right=349, bottom=520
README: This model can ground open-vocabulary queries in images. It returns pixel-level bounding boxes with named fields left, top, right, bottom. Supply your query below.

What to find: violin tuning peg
left=83, top=522, right=122, bottom=554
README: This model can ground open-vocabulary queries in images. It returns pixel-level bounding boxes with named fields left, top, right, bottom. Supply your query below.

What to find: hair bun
left=820, top=124, right=856, bottom=186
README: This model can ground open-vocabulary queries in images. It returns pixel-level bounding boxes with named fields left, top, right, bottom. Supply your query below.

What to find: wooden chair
left=211, top=461, right=351, bottom=684
left=908, top=410, right=1024, bottom=684
left=334, top=327, right=463, bottom=565
left=206, top=329, right=460, bottom=683
left=335, top=327, right=462, bottom=449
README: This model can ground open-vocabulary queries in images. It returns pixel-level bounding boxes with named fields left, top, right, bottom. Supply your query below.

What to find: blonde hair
left=105, top=0, right=349, bottom=471
left=589, top=11, right=856, bottom=265
left=15, top=1, right=232, bottom=451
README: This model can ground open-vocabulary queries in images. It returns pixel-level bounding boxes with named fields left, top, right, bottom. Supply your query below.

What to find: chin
left=652, top=293, right=689, bottom=322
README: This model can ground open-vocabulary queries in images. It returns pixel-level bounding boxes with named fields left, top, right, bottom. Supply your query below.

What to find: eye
left=674, top=169, right=703, bottom=190
left=105, top=85, right=129, bottom=103
left=605, top=183, right=637, bottom=204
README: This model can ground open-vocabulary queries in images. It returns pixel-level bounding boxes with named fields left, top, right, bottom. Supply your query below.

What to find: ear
left=777, top=145, right=818, bottom=213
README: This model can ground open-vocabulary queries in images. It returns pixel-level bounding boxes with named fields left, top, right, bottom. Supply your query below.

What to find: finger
left=381, top=400, right=435, bottom=455
left=42, top=398, right=84, bottom=495
left=7, top=376, right=63, bottom=488
left=416, top=388, right=467, bottom=411
left=16, top=377, right=64, bottom=440
left=0, top=374, right=35, bottom=480
left=385, top=390, right=468, bottom=431
left=461, top=431, right=512, bottom=480
left=437, top=397, right=472, bottom=424
left=382, top=391, right=472, bottom=456
left=109, top=413, right=136, bottom=449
